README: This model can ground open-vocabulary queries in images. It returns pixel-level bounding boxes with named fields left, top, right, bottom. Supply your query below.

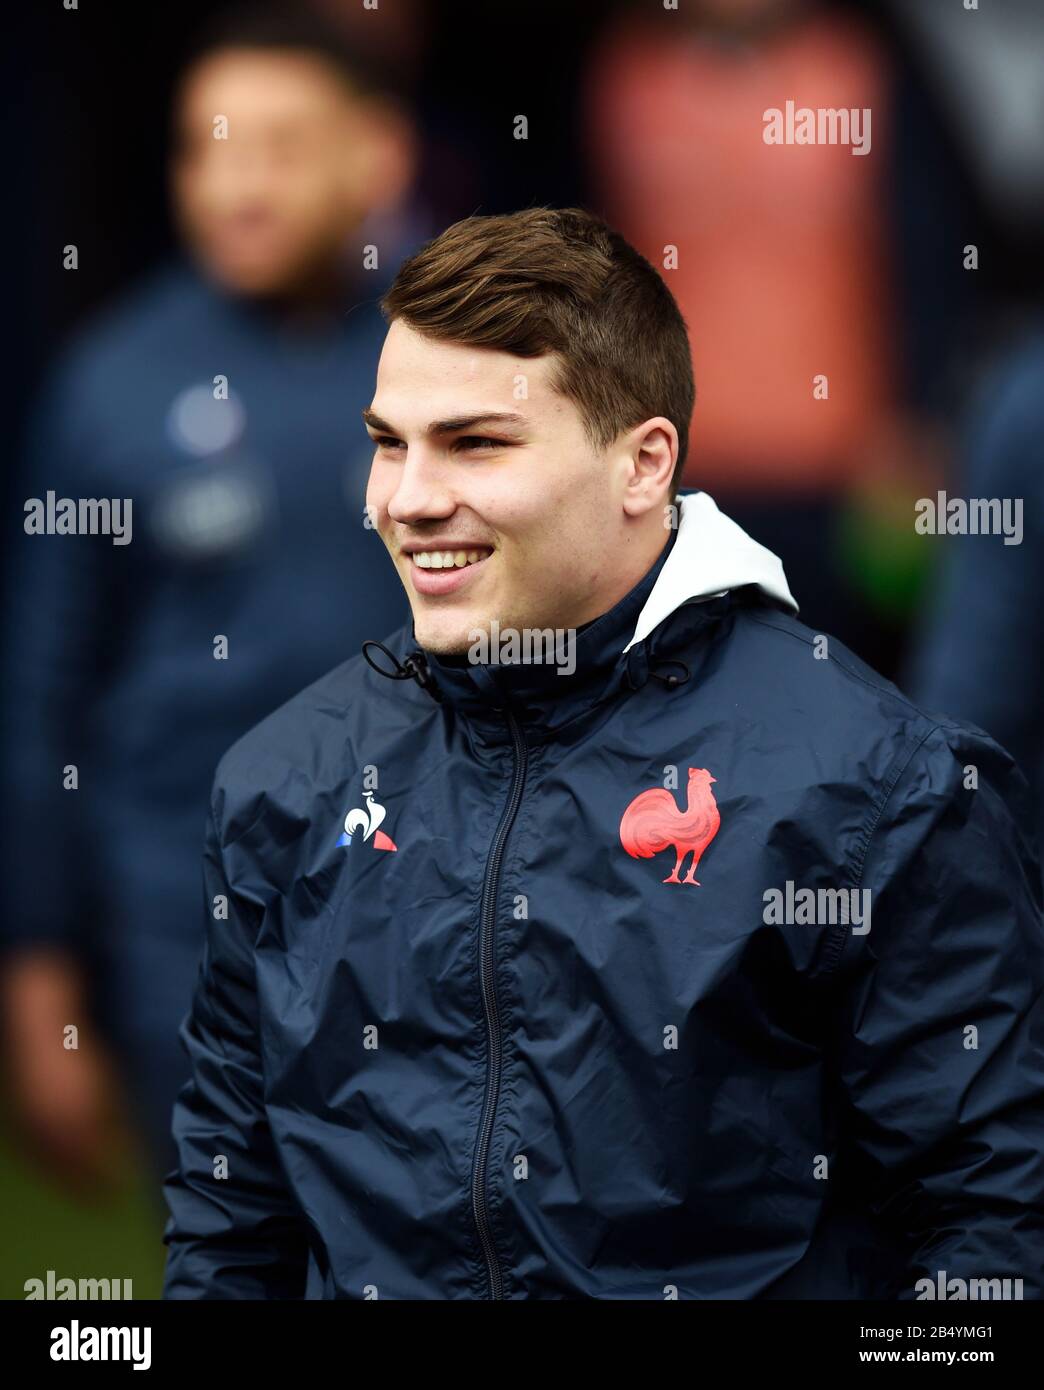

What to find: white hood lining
left=623, top=490, right=799, bottom=654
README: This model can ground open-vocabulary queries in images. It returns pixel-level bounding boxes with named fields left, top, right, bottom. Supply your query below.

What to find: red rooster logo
left=619, top=768, right=720, bottom=886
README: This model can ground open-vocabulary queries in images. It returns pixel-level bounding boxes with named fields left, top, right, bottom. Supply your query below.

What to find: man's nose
left=386, top=447, right=456, bottom=524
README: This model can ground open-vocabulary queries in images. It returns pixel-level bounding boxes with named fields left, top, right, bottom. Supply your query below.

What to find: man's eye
left=370, top=435, right=507, bottom=452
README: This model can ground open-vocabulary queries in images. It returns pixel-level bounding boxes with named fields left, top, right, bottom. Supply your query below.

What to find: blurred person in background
left=906, top=325, right=1044, bottom=881
left=582, top=0, right=980, bottom=676
left=0, top=2, right=419, bottom=1196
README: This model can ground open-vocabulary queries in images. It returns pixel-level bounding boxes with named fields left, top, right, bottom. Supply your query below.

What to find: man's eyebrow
left=361, top=408, right=529, bottom=435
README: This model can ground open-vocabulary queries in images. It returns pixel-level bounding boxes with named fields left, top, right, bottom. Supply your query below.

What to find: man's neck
left=572, top=524, right=673, bottom=633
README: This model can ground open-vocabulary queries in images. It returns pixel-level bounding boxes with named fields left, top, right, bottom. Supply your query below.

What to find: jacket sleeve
left=162, top=781, right=309, bottom=1299
left=906, top=354, right=1044, bottom=809
left=0, top=355, right=123, bottom=957
left=827, top=721, right=1044, bottom=1299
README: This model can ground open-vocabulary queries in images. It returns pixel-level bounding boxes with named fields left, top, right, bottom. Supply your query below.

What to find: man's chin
left=410, top=613, right=479, bottom=658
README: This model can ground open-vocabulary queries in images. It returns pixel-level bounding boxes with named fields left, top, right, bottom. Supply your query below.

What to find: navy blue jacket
left=1, top=259, right=407, bottom=1051
left=908, top=327, right=1044, bottom=870
left=162, top=491, right=1044, bottom=1299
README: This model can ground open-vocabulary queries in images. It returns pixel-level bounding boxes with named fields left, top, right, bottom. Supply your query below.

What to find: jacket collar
left=368, top=491, right=798, bottom=742
left=624, top=490, right=797, bottom=650
left=420, top=522, right=678, bottom=735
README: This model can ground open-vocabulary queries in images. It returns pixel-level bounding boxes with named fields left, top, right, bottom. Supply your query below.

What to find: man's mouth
left=404, top=545, right=495, bottom=596
left=412, top=547, right=493, bottom=570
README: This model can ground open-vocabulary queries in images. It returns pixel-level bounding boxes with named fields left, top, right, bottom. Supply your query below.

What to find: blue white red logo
left=337, top=790, right=397, bottom=852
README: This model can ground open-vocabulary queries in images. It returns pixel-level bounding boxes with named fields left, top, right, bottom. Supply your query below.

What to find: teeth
left=413, top=548, right=490, bottom=570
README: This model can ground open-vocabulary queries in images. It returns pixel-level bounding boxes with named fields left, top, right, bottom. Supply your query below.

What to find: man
left=1, top=7, right=415, bottom=1189
left=908, top=325, right=1044, bottom=883
left=162, top=207, right=1044, bottom=1299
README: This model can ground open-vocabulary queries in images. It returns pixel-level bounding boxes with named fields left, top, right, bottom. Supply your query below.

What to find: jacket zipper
left=471, top=705, right=527, bottom=1300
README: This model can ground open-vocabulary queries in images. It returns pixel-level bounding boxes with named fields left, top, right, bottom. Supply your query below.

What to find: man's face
left=171, top=48, right=377, bottom=296
left=365, top=320, right=640, bottom=656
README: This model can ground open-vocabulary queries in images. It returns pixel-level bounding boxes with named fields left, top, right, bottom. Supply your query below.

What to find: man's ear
left=622, top=418, right=677, bottom=517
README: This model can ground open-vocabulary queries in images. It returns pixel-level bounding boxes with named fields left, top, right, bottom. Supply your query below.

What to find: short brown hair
left=378, top=207, right=695, bottom=497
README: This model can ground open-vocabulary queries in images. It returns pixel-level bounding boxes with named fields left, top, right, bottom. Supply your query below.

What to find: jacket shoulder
left=210, top=623, right=421, bottom=836
left=725, top=602, right=1029, bottom=795
left=734, top=604, right=941, bottom=730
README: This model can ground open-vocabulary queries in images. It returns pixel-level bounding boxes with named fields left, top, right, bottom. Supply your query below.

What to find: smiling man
left=361, top=248, right=689, bottom=655
left=162, top=207, right=1044, bottom=1301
